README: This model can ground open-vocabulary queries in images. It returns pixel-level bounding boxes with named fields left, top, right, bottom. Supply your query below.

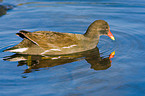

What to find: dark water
left=0, top=0, right=145, bottom=96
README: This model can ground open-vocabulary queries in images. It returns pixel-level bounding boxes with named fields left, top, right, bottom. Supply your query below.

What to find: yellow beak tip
left=111, top=37, right=115, bottom=40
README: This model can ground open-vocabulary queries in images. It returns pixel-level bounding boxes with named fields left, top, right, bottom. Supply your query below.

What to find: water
left=0, top=0, right=145, bottom=96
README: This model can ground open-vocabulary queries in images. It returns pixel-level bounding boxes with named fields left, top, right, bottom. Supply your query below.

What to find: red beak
left=108, top=30, right=115, bottom=40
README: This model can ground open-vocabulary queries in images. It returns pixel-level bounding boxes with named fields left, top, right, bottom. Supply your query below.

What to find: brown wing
left=19, top=30, right=77, bottom=49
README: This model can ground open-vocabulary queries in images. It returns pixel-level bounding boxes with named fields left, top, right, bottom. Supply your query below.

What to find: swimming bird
left=4, top=20, right=115, bottom=55
left=0, top=4, right=15, bottom=16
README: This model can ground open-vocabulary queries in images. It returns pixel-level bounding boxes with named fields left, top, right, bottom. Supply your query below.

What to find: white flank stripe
left=9, top=48, right=28, bottom=52
left=50, top=49, right=61, bottom=51
left=41, top=50, right=50, bottom=55
left=41, top=49, right=61, bottom=55
left=62, top=45, right=77, bottom=49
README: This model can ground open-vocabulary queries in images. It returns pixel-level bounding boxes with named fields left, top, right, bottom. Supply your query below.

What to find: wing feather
left=19, top=30, right=77, bottom=49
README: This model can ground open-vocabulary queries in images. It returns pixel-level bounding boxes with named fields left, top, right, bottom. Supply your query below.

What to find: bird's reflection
left=3, top=47, right=115, bottom=73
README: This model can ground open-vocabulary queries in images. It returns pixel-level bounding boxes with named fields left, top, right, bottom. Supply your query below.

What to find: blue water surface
left=0, top=0, right=145, bottom=96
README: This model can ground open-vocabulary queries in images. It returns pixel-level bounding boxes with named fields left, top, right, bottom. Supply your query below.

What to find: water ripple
left=98, top=29, right=145, bottom=59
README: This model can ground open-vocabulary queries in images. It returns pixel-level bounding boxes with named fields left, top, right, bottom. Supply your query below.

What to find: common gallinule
left=0, top=4, right=15, bottom=16
left=4, top=20, right=115, bottom=55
